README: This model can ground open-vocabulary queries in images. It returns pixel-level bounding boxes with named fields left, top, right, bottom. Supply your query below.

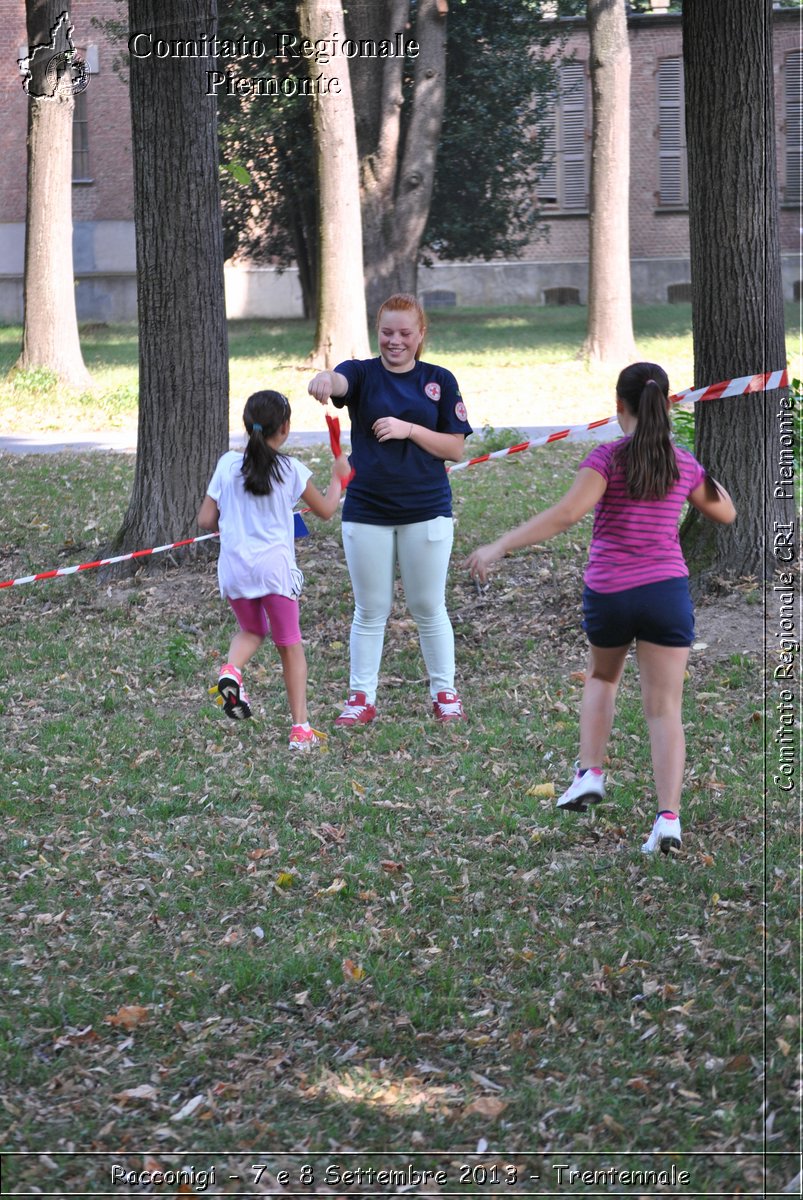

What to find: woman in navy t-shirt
left=308, top=293, right=473, bottom=726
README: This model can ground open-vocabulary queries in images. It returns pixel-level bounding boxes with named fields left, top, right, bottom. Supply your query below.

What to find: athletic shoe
left=288, top=725, right=328, bottom=752
left=432, top=689, right=465, bottom=722
left=214, top=663, right=252, bottom=720
left=334, top=692, right=377, bottom=726
left=556, top=765, right=605, bottom=812
left=641, top=811, right=682, bottom=855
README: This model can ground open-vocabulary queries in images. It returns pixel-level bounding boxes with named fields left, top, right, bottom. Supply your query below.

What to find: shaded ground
left=694, top=587, right=764, bottom=658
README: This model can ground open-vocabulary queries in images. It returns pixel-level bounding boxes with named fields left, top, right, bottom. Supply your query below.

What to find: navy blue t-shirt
left=332, top=357, right=473, bottom=525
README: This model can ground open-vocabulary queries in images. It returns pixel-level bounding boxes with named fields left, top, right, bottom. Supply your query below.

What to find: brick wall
left=0, top=1, right=133, bottom=225
left=517, top=9, right=798, bottom=269
left=0, top=0, right=30, bottom=225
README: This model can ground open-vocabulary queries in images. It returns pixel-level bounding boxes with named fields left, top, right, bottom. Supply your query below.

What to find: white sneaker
left=641, top=812, right=682, bottom=855
left=556, top=766, right=605, bottom=812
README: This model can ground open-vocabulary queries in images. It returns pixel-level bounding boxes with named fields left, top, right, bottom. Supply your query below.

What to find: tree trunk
left=348, top=0, right=448, bottom=317
left=114, top=0, right=229, bottom=556
left=681, top=0, right=792, bottom=581
left=300, top=0, right=370, bottom=367
left=18, top=2, right=91, bottom=389
left=582, top=0, right=636, bottom=365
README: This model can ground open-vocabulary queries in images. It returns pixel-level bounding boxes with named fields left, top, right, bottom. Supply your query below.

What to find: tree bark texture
left=583, top=0, right=636, bottom=366
left=19, top=1, right=91, bottom=389
left=681, top=0, right=792, bottom=581
left=300, top=0, right=370, bottom=368
left=347, top=0, right=447, bottom=317
left=115, top=0, right=229, bottom=555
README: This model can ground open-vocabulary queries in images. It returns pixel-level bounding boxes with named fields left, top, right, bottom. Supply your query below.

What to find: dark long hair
left=614, top=362, right=679, bottom=500
left=241, top=390, right=291, bottom=496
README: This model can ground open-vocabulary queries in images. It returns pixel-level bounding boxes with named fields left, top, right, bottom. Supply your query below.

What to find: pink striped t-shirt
left=579, top=439, right=706, bottom=593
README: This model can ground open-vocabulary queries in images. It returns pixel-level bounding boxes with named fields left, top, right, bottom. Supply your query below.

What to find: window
left=784, top=50, right=801, bottom=205
left=537, top=61, right=589, bottom=211
left=72, top=89, right=90, bottom=181
left=656, top=56, right=687, bottom=207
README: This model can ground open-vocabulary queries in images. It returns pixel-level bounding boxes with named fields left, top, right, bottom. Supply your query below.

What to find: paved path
left=0, top=423, right=621, bottom=456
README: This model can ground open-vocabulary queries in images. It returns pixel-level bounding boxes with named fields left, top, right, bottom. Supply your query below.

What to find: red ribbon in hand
left=326, top=412, right=342, bottom=457
left=325, top=413, right=355, bottom=487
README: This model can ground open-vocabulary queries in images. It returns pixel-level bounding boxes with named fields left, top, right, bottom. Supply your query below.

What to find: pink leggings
left=228, top=594, right=301, bottom=646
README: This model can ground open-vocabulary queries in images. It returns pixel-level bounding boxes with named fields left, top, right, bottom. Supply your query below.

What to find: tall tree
left=680, top=0, right=791, bottom=579
left=299, top=0, right=370, bottom=366
left=424, top=2, right=557, bottom=264
left=346, top=0, right=447, bottom=316
left=218, top=1, right=561, bottom=318
left=582, top=0, right=636, bottom=365
left=218, top=0, right=318, bottom=314
left=18, top=1, right=91, bottom=389
left=114, top=0, right=229, bottom=553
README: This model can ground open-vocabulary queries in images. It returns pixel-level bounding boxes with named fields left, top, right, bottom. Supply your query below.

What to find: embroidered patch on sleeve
left=455, top=400, right=468, bottom=422
left=424, top=382, right=441, bottom=402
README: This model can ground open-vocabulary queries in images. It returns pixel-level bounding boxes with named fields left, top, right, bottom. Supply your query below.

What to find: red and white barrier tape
left=0, top=533, right=220, bottom=590
left=0, top=369, right=789, bottom=590
left=448, top=368, right=789, bottom=474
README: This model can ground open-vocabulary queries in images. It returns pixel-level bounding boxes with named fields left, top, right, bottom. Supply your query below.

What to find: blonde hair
left=376, top=293, right=427, bottom=360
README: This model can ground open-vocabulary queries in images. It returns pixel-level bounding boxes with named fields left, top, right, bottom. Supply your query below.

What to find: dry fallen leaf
left=317, top=877, right=347, bottom=896
left=170, top=1093, right=206, bottom=1122
left=112, top=1084, right=159, bottom=1104
left=380, top=860, right=403, bottom=872
left=275, top=871, right=295, bottom=888
left=342, top=958, right=367, bottom=982
left=724, top=1054, right=752, bottom=1073
left=464, top=1096, right=507, bottom=1119
left=53, top=1026, right=100, bottom=1049
left=526, top=782, right=555, bottom=798
left=104, top=1005, right=149, bottom=1030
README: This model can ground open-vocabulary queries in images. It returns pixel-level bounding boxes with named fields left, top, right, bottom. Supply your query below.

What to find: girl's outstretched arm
left=465, top=467, right=606, bottom=582
left=300, top=455, right=351, bottom=520
left=197, top=496, right=220, bottom=531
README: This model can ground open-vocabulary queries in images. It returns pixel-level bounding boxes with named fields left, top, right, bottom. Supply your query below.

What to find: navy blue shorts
left=582, top=577, right=695, bottom=648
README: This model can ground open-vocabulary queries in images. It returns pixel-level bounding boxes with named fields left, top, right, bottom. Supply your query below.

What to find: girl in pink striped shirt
left=466, top=362, right=736, bottom=855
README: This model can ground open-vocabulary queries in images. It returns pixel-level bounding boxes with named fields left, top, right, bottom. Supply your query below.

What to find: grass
left=1, top=302, right=800, bottom=437
left=0, top=433, right=798, bottom=1194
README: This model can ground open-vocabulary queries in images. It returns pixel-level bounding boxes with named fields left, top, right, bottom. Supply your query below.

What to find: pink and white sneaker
left=212, top=663, right=252, bottom=720
left=432, top=690, right=465, bottom=722
left=288, top=725, right=328, bottom=752
left=334, top=691, right=377, bottom=727
left=556, top=766, right=605, bottom=812
left=641, top=811, right=682, bottom=855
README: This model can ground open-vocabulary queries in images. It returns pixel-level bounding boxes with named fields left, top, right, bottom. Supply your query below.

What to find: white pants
left=342, top=517, right=456, bottom=703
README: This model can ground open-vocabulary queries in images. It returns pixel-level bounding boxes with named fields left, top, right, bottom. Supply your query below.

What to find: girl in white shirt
left=198, top=390, right=350, bottom=750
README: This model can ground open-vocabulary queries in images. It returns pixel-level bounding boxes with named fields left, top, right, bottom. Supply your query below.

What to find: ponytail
left=241, top=390, right=291, bottom=496
left=614, top=363, right=679, bottom=500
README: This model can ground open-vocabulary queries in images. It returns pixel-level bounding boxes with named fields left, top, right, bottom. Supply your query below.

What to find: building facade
left=0, top=2, right=798, bottom=322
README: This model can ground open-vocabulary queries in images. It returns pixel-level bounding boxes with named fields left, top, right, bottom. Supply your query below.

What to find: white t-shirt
left=206, top=450, right=312, bottom=600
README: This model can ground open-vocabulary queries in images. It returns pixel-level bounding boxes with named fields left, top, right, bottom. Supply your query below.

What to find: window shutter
left=785, top=51, right=802, bottom=205
left=538, top=100, right=558, bottom=205
left=72, top=90, right=90, bottom=181
left=560, top=62, right=588, bottom=209
left=657, top=57, right=686, bottom=206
